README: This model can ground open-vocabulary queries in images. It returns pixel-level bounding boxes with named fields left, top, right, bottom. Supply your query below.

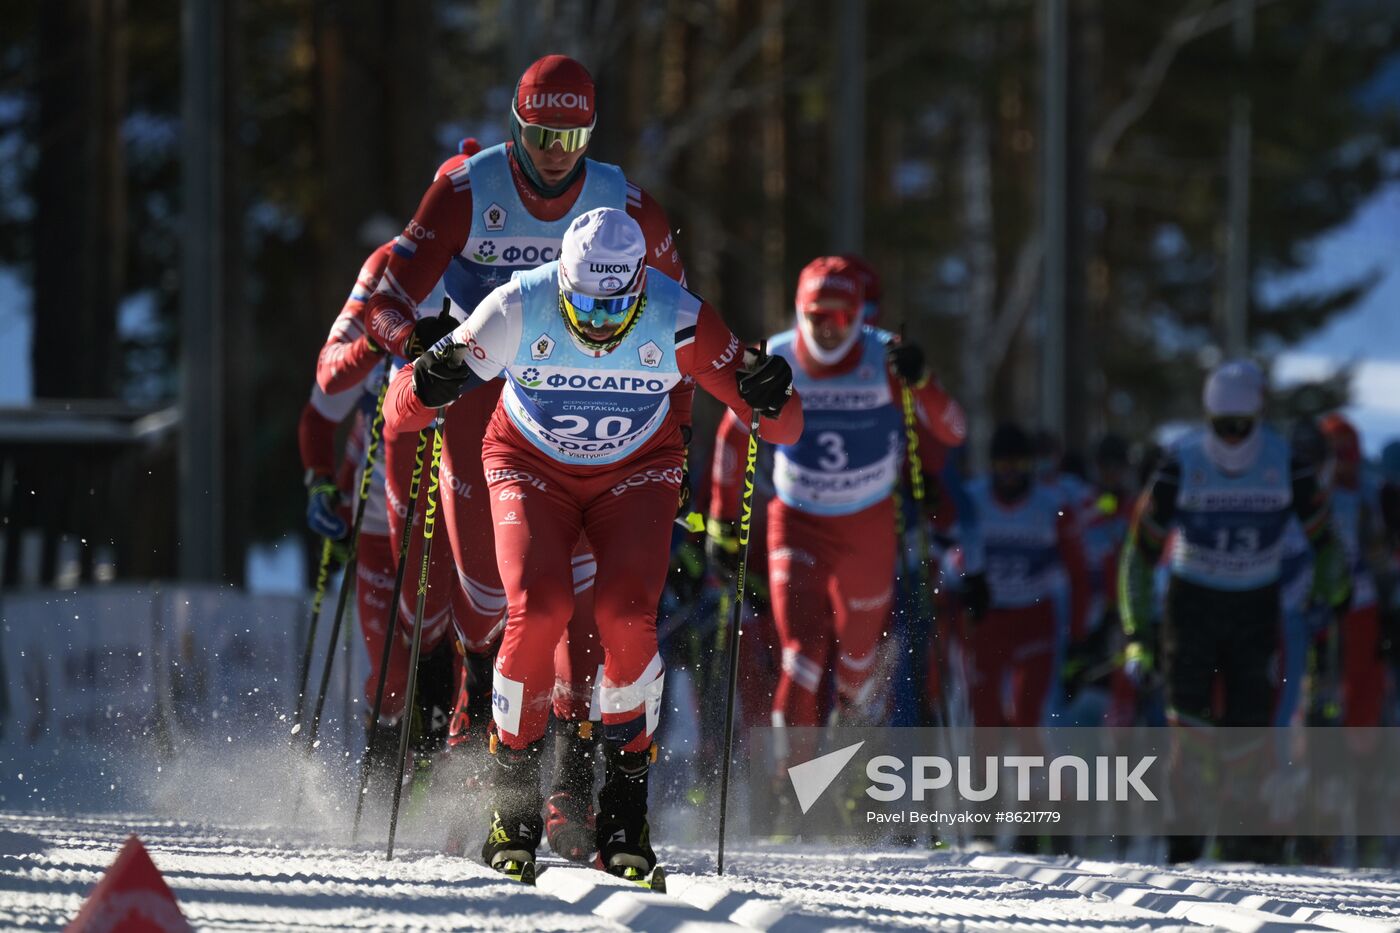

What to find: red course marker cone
left=67, top=834, right=193, bottom=933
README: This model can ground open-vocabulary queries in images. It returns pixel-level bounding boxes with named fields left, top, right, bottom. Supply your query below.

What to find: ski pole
left=899, top=381, right=937, bottom=724
left=306, top=360, right=392, bottom=750
left=897, top=324, right=933, bottom=580
left=387, top=413, right=445, bottom=860
left=900, top=385, right=931, bottom=573
left=342, top=606, right=352, bottom=754
left=352, top=424, right=432, bottom=840
left=717, top=342, right=765, bottom=876
left=292, top=537, right=335, bottom=736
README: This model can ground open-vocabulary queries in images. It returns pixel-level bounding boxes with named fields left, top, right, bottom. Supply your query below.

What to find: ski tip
left=607, top=862, right=665, bottom=892
left=495, top=858, right=536, bottom=885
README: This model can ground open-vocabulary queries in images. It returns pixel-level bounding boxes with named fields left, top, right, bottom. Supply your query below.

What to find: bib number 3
left=816, top=431, right=848, bottom=471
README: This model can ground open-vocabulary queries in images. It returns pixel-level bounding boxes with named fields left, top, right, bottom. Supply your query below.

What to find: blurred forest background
left=0, top=0, right=1397, bottom=584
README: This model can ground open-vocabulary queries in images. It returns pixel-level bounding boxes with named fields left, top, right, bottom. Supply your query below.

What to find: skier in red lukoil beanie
left=364, top=55, right=691, bottom=874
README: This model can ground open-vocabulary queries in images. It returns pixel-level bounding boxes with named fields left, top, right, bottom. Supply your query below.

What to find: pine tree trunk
left=33, top=0, right=124, bottom=399
left=222, top=0, right=250, bottom=584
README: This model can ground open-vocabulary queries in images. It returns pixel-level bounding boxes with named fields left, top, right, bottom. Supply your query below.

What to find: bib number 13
left=1214, top=526, right=1260, bottom=553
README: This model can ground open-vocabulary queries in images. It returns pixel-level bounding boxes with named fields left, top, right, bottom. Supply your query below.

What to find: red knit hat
left=796, top=256, right=865, bottom=322
left=515, top=55, right=596, bottom=127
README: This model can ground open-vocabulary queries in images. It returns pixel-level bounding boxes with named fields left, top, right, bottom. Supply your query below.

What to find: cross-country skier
left=305, top=140, right=481, bottom=771
left=740, top=256, right=965, bottom=744
left=382, top=206, right=802, bottom=883
left=703, top=255, right=891, bottom=747
left=1119, top=360, right=1351, bottom=862
left=1319, top=414, right=1388, bottom=729
left=962, top=422, right=1088, bottom=727
left=301, top=240, right=400, bottom=724
left=361, top=55, right=689, bottom=859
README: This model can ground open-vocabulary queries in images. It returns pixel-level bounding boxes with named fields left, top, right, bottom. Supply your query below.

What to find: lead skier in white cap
left=383, top=207, right=804, bottom=884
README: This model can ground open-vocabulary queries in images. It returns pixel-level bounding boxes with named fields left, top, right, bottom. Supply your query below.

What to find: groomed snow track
left=3, top=812, right=1400, bottom=931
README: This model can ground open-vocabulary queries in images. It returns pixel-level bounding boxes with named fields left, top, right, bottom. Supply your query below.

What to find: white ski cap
left=1203, top=359, right=1265, bottom=416
left=558, top=207, right=647, bottom=298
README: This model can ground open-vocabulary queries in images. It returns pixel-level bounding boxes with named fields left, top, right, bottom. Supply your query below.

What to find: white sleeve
left=447, top=283, right=522, bottom=382
left=308, top=380, right=362, bottom=421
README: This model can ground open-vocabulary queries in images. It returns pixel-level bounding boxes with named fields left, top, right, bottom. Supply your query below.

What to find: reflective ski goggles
left=512, top=104, right=595, bottom=153
left=560, top=289, right=642, bottom=330
left=1210, top=415, right=1257, bottom=441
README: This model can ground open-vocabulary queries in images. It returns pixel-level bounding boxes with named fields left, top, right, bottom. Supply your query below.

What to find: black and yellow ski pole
left=900, top=385, right=931, bottom=572
left=292, top=537, right=335, bottom=737
left=352, top=423, right=432, bottom=840
left=306, top=360, right=392, bottom=750
left=900, top=378, right=945, bottom=726
left=717, top=342, right=765, bottom=876
left=386, top=412, right=445, bottom=861
left=898, top=324, right=933, bottom=583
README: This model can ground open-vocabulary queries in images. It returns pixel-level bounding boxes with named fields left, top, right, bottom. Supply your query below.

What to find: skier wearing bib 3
left=383, top=207, right=802, bottom=883
left=761, top=256, right=966, bottom=745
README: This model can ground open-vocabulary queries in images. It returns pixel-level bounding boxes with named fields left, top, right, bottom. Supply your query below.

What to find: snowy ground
left=5, top=808, right=1400, bottom=932
left=3, top=589, right=1399, bottom=933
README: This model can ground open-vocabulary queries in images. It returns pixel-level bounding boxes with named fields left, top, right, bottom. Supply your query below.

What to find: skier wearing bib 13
left=382, top=206, right=802, bottom=883
left=1119, top=360, right=1351, bottom=863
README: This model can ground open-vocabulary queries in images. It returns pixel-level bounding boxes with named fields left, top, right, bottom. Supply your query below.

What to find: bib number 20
left=551, top=414, right=634, bottom=441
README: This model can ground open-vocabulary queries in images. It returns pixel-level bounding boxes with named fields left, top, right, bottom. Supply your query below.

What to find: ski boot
left=545, top=719, right=598, bottom=863
left=480, top=732, right=544, bottom=885
left=595, top=741, right=665, bottom=892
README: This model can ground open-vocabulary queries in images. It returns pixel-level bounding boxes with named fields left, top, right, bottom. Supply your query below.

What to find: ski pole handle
left=427, top=331, right=466, bottom=366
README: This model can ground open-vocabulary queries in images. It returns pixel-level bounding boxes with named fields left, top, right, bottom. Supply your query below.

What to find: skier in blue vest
left=1120, top=359, right=1351, bottom=861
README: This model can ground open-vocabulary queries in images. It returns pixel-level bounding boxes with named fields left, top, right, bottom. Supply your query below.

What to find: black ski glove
left=403, top=303, right=459, bottom=360
left=887, top=340, right=926, bottom=384
left=736, top=351, right=794, bottom=417
left=412, top=347, right=473, bottom=408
